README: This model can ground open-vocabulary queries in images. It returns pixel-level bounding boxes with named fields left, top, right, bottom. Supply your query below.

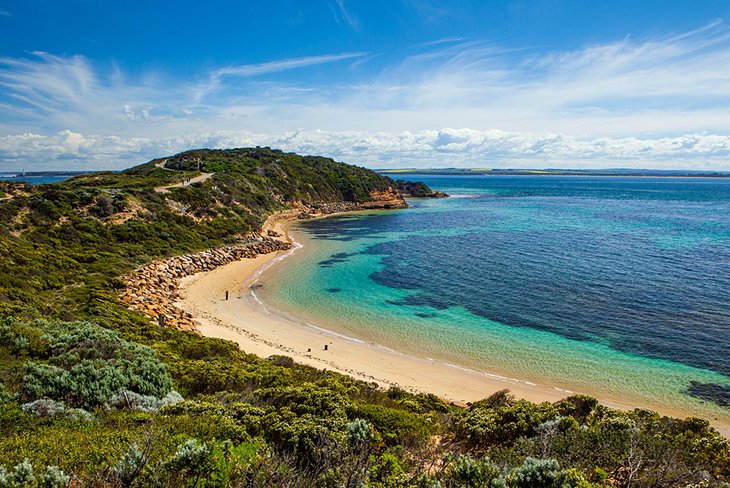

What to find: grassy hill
left=0, top=148, right=727, bottom=487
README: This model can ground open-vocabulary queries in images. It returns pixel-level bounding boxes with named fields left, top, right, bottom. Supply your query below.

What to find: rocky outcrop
left=395, top=181, right=448, bottom=198
left=120, top=238, right=291, bottom=332
left=314, top=201, right=359, bottom=214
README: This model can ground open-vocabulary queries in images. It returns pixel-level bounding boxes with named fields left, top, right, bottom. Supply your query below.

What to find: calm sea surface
left=0, top=175, right=73, bottom=184
left=259, top=176, right=730, bottom=422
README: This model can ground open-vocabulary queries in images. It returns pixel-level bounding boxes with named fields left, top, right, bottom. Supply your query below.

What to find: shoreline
left=175, top=212, right=618, bottom=407
left=173, top=210, right=730, bottom=436
left=175, top=249, right=574, bottom=407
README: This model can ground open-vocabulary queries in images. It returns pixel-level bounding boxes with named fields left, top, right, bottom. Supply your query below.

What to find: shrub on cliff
left=105, top=389, right=183, bottom=412
left=171, top=359, right=292, bottom=396
left=441, top=454, right=505, bottom=487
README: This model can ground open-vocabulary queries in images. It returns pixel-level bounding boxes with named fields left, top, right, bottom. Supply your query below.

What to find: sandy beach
left=175, top=212, right=600, bottom=408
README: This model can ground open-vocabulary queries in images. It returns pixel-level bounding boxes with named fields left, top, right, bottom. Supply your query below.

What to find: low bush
left=3, top=319, right=174, bottom=410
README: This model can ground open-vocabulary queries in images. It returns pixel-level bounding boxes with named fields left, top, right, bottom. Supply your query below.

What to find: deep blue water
left=0, top=175, right=73, bottom=184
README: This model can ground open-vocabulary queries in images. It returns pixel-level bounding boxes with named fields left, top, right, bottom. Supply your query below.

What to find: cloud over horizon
left=2, top=128, right=729, bottom=171
left=2, top=22, right=730, bottom=170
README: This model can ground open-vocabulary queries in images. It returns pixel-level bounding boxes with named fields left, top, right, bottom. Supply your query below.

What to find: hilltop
left=0, top=148, right=727, bottom=487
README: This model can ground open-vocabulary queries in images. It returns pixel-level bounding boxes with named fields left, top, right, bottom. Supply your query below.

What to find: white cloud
left=1, top=128, right=729, bottom=171
left=2, top=24, right=730, bottom=170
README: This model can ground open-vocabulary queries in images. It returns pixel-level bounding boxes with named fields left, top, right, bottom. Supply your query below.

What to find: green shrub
left=18, top=321, right=172, bottom=410
left=442, top=454, right=505, bottom=488
left=38, top=466, right=70, bottom=488
left=256, top=384, right=349, bottom=418
left=455, top=400, right=558, bottom=450
left=20, top=399, right=66, bottom=417
left=112, top=443, right=147, bottom=488
left=352, top=403, right=432, bottom=447
left=106, top=389, right=183, bottom=412
left=0, top=459, right=35, bottom=488
left=369, top=451, right=407, bottom=486
left=507, top=457, right=593, bottom=488
left=171, top=359, right=291, bottom=396
left=262, top=407, right=345, bottom=465
left=347, top=418, right=374, bottom=446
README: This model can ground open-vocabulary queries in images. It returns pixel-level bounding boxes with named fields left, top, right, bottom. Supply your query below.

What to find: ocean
left=0, top=175, right=75, bottom=184
left=258, top=175, right=730, bottom=423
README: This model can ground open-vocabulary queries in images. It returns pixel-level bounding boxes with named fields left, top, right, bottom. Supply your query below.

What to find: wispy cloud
left=198, top=52, right=367, bottom=103
left=2, top=24, right=730, bottom=170
left=414, top=37, right=464, bottom=48
left=329, top=0, right=360, bottom=32
left=212, top=52, right=367, bottom=79
left=0, top=9, right=9, bottom=17
left=403, top=0, right=451, bottom=23
left=0, top=51, right=189, bottom=134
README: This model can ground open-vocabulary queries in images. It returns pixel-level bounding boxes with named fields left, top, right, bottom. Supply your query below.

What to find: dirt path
left=154, top=172, right=214, bottom=193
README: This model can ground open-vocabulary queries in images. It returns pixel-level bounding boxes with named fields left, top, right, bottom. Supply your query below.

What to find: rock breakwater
left=120, top=238, right=291, bottom=332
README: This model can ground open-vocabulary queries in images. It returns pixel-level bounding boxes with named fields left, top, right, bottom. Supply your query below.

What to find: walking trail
left=153, top=160, right=214, bottom=193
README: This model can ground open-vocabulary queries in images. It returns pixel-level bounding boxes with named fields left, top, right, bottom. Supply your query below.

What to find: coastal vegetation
left=0, top=148, right=728, bottom=486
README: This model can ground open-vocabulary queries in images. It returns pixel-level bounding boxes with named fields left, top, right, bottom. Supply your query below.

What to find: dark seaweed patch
left=318, top=252, right=357, bottom=267
left=687, top=381, right=730, bottom=408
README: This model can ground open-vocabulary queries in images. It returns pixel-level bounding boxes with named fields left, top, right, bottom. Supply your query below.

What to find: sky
left=1, top=1, right=730, bottom=171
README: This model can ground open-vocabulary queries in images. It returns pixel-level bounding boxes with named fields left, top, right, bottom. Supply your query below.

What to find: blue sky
left=1, top=0, right=730, bottom=170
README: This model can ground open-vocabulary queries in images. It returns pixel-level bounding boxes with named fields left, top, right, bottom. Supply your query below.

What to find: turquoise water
left=258, top=176, right=730, bottom=424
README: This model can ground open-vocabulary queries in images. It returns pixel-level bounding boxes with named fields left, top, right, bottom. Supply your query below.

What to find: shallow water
left=259, top=176, right=730, bottom=423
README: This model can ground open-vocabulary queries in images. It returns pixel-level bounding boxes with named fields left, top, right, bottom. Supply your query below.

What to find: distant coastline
left=0, top=171, right=91, bottom=184
left=0, top=171, right=91, bottom=177
left=378, top=168, right=730, bottom=177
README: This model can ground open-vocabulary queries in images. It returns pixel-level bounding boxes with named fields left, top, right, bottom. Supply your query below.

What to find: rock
left=119, top=237, right=292, bottom=333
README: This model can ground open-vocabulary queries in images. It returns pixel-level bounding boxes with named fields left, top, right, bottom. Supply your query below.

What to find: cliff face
left=360, top=187, right=408, bottom=209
